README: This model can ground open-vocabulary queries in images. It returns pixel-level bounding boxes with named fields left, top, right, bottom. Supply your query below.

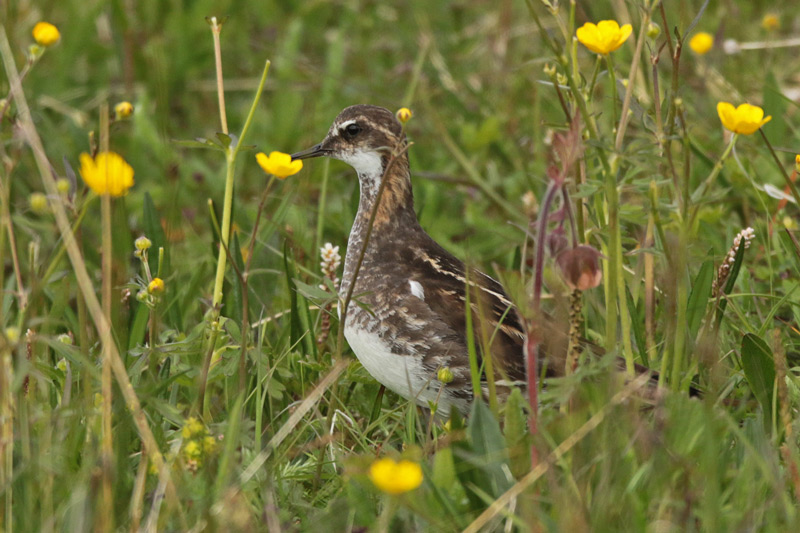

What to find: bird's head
left=291, top=105, right=406, bottom=178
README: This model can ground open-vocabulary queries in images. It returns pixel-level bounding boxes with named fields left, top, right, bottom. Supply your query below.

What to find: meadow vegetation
left=1, top=0, right=799, bottom=531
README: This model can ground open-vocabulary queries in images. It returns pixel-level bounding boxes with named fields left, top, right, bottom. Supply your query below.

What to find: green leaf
left=294, top=280, right=336, bottom=302
left=503, top=388, right=530, bottom=479
left=466, top=399, right=512, bottom=498
left=687, top=260, right=714, bottom=339
left=779, top=228, right=800, bottom=272
left=216, top=132, right=233, bottom=148
left=171, top=138, right=226, bottom=151
left=228, top=232, right=244, bottom=323
left=626, top=286, right=647, bottom=364
left=283, top=243, right=303, bottom=350
left=740, top=333, right=776, bottom=427
left=128, top=303, right=149, bottom=350
left=214, top=391, right=245, bottom=499
left=763, top=71, right=787, bottom=138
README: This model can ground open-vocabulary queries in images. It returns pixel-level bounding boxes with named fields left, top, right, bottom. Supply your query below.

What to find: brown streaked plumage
left=292, top=105, right=549, bottom=415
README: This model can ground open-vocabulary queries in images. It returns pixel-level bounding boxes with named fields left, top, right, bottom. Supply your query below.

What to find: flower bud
left=135, top=236, right=152, bottom=251
left=148, top=277, right=165, bottom=293
left=437, top=367, right=454, bottom=384
left=795, top=154, right=800, bottom=174
left=4, top=327, right=20, bottom=344
left=722, top=38, right=740, bottom=55
left=32, top=22, right=60, bottom=47
left=688, top=32, right=713, bottom=55
left=57, top=333, right=72, bottom=345
left=56, top=358, right=68, bottom=372
left=761, top=14, right=779, bottom=32
left=555, top=245, right=603, bottom=291
left=543, top=63, right=557, bottom=77
left=29, top=192, right=48, bottom=214
left=136, top=290, right=149, bottom=302
left=56, top=178, right=71, bottom=194
left=646, top=22, right=661, bottom=39
left=114, top=101, right=134, bottom=120
left=396, top=107, right=413, bottom=124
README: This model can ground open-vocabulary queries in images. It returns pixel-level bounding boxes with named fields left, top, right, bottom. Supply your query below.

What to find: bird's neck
left=352, top=151, right=418, bottom=234
left=342, top=152, right=419, bottom=295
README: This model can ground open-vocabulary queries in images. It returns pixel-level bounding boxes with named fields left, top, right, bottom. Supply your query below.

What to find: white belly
left=344, top=324, right=466, bottom=415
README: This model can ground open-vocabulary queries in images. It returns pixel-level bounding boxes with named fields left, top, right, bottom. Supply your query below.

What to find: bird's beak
left=291, top=143, right=327, bottom=161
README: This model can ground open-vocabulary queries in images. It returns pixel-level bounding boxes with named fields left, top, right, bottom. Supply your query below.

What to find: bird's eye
left=344, top=123, right=362, bottom=137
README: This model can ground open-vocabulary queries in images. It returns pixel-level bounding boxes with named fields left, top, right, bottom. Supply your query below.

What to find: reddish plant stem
left=527, top=179, right=560, bottom=466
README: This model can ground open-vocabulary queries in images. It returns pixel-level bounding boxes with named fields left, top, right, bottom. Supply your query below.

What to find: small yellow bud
left=646, top=22, right=661, bottom=39
left=56, top=358, right=68, bottom=372
left=368, top=458, right=423, bottom=495
left=136, top=290, right=148, bottom=302
left=396, top=107, right=413, bottom=124
left=437, top=367, right=454, bottom=384
left=32, top=22, right=60, bottom=47
left=556, top=73, right=567, bottom=86
left=29, top=192, right=48, bottom=214
left=56, top=178, right=71, bottom=194
left=202, top=435, right=217, bottom=454
left=795, top=154, right=800, bottom=173
left=4, top=327, right=20, bottom=344
left=135, top=236, right=152, bottom=251
left=183, top=416, right=205, bottom=438
left=148, top=277, right=165, bottom=293
left=543, top=63, right=557, bottom=77
left=183, top=440, right=202, bottom=460
left=114, top=101, right=134, bottom=120
left=761, top=13, right=779, bottom=32
left=57, top=333, right=72, bottom=344
left=688, top=32, right=714, bottom=55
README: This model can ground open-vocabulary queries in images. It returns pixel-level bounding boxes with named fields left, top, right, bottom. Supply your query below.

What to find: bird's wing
left=400, top=235, right=528, bottom=389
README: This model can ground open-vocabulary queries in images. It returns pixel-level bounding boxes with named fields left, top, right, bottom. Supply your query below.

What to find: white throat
left=338, top=150, right=383, bottom=194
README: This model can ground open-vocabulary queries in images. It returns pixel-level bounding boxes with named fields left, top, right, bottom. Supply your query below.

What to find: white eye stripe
left=338, top=119, right=357, bottom=131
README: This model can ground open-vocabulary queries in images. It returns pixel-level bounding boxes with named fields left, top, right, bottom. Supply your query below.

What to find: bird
left=291, top=105, right=567, bottom=416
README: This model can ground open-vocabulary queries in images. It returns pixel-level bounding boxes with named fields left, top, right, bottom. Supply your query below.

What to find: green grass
left=1, top=0, right=800, bottom=531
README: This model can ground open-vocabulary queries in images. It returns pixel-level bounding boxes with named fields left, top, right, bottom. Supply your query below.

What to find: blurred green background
left=3, top=0, right=800, bottom=530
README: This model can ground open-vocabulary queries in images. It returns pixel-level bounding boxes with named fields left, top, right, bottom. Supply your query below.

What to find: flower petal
left=716, top=102, right=737, bottom=132
left=616, top=24, right=633, bottom=49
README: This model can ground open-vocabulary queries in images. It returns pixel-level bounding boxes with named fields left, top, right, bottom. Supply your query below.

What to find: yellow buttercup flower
left=114, top=101, right=134, bottom=119
left=368, top=457, right=423, bottom=495
left=576, top=20, right=632, bottom=55
left=396, top=107, right=413, bottom=124
left=688, top=32, right=714, bottom=55
left=255, top=151, right=303, bottom=179
left=79, top=152, right=134, bottom=196
left=716, top=102, right=772, bottom=135
left=795, top=154, right=800, bottom=173
left=32, top=22, right=60, bottom=47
